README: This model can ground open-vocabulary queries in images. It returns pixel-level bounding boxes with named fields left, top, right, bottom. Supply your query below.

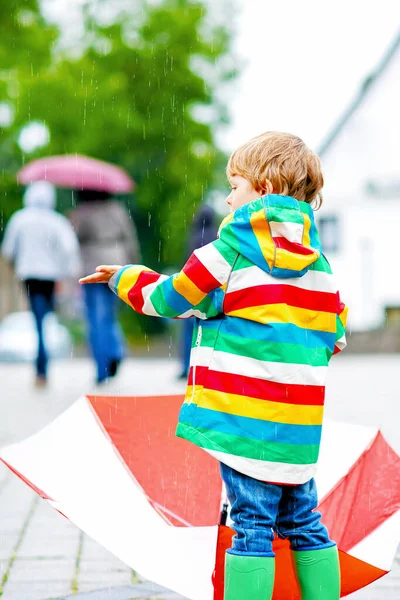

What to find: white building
left=318, top=31, right=400, bottom=331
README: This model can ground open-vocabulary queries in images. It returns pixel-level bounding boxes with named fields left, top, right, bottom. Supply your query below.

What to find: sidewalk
left=0, top=356, right=399, bottom=599
left=0, top=461, right=185, bottom=600
left=0, top=358, right=187, bottom=600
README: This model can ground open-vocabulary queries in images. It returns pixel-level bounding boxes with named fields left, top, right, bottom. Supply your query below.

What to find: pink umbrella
left=17, top=154, right=135, bottom=194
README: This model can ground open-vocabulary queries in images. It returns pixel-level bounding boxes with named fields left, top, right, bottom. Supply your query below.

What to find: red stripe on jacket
left=182, top=253, right=221, bottom=293
left=273, top=236, right=317, bottom=256
left=224, top=284, right=337, bottom=313
left=127, top=271, right=161, bottom=313
left=188, top=366, right=325, bottom=406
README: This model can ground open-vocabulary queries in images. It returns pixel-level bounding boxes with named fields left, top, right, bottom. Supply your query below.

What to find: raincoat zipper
left=190, top=324, right=203, bottom=404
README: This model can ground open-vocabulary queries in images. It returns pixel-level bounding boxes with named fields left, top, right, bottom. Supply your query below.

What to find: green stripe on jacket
left=176, top=423, right=319, bottom=464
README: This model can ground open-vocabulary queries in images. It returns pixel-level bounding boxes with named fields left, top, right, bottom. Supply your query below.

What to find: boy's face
left=226, top=175, right=262, bottom=212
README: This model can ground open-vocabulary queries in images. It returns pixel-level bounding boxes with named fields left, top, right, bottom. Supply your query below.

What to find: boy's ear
left=259, top=179, right=274, bottom=195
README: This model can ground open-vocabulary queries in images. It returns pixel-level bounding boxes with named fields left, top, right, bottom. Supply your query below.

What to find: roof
left=318, top=29, right=400, bottom=158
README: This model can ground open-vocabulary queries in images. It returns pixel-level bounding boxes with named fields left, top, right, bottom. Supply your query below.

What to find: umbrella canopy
left=17, top=155, right=135, bottom=194
left=1, top=394, right=399, bottom=599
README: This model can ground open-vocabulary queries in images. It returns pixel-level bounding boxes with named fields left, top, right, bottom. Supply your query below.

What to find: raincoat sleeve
left=334, top=293, right=348, bottom=354
left=108, top=238, right=237, bottom=319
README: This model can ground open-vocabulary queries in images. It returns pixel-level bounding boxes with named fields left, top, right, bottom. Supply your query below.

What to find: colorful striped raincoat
left=109, top=195, right=347, bottom=484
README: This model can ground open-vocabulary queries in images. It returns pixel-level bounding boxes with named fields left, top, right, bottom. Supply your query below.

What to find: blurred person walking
left=1, top=181, right=80, bottom=387
left=70, top=190, right=140, bottom=384
left=178, top=203, right=218, bottom=379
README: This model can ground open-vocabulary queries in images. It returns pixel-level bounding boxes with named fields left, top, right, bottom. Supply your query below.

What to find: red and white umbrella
left=1, top=394, right=399, bottom=599
left=17, top=154, right=135, bottom=194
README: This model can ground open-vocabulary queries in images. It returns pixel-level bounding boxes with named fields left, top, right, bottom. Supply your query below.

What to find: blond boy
left=80, top=132, right=347, bottom=600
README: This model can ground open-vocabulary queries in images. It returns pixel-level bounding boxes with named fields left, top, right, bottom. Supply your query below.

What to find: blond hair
left=227, top=131, right=323, bottom=209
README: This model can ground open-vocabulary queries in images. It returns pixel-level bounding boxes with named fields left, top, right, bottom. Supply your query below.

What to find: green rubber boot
left=224, top=553, right=275, bottom=600
left=292, top=546, right=340, bottom=599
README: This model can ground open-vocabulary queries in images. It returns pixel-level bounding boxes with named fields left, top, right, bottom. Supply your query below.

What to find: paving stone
left=16, top=498, right=79, bottom=560
left=77, top=534, right=133, bottom=591
left=78, top=559, right=131, bottom=575
left=0, top=475, right=36, bottom=519
left=347, top=563, right=400, bottom=599
left=6, top=557, right=75, bottom=584
left=57, top=583, right=185, bottom=599
left=0, top=558, right=8, bottom=581
left=77, top=569, right=132, bottom=592
left=25, top=500, right=76, bottom=533
left=0, top=463, right=11, bottom=488
left=18, top=533, right=80, bottom=560
left=80, top=536, right=130, bottom=565
left=0, top=532, right=20, bottom=559
left=1, top=581, right=72, bottom=600
left=138, top=581, right=187, bottom=598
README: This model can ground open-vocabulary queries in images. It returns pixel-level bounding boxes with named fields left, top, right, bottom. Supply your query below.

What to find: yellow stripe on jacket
left=198, top=388, right=324, bottom=425
left=226, top=304, right=337, bottom=332
left=172, top=271, right=207, bottom=306
left=116, top=266, right=154, bottom=305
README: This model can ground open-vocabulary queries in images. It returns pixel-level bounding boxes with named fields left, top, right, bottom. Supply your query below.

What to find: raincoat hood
left=23, top=181, right=56, bottom=210
left=219, top=194, right=322, bottom=278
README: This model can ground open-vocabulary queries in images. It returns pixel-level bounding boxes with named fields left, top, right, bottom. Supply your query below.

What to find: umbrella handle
left=220, top=502, right=229, bottom=526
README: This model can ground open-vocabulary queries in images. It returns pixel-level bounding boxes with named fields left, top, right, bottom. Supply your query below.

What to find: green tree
left=0, top=0, right=57, bottom=225
left=4, top=0, right=235, bottom=268
left=0, top=0, right=55, bottom=70
left=1, top=0, right=236, bottom=340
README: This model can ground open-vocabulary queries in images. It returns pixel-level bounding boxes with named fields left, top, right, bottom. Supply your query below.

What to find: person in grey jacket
left=2, top=181, right=80, bottom=386
left=70, top=190, right=140, bottom=384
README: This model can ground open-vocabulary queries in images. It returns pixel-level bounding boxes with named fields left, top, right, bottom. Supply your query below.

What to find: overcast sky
left=42, top=0, right=399, bottom=154
left=222, top=0, right=399, bottom=152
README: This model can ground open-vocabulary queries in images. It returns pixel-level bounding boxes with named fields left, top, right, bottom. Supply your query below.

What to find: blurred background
left=1, top=0, right=399, bottom=357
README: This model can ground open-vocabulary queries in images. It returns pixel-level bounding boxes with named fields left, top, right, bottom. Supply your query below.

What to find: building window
left=318, top=215, right=340, bottom=253
left=385, top=306, right=400, bottom=328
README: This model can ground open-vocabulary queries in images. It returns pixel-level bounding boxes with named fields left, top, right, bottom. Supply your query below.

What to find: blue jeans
left=220, top=463, right=334, bottom=557
left=84, top=284, right=124, bottom=382
left=26, top=280, right=55, bottom=378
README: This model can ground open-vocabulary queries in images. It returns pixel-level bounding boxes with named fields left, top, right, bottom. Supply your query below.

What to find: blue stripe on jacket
left=181, top=405, right=322, bottom=445
left=221, top=318, right=335, bottom=349
left=156, top=276, right=193, bottom=315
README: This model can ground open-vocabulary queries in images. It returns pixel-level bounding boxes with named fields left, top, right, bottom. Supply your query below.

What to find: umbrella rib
left=149, top=500, right=193, bottom=527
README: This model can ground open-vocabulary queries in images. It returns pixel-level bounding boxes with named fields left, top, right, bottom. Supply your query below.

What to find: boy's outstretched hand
left=79, top=265, right=122, bottom=284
